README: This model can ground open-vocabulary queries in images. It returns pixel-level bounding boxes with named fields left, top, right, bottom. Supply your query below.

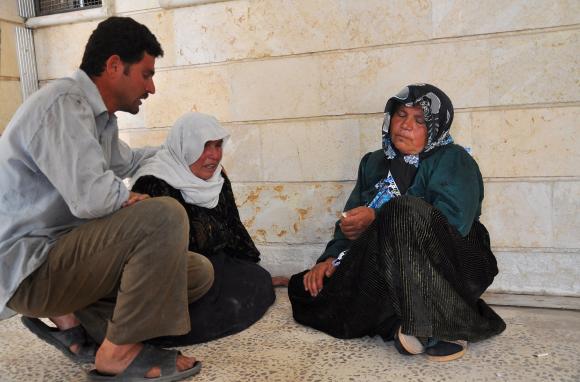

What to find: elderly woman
left=288, top=84, right=506, bottom=361
left=129, top=112, right=277, bottom=346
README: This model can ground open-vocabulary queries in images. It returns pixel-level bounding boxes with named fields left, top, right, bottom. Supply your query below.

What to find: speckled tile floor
left=0, top=288, right=579, bottom=382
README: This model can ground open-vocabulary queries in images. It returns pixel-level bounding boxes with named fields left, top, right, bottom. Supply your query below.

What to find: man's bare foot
left=272, top=276, right=289, bottom=287
left=49, top=313, right=82, bottom=354
left=95, top=339, right=197, bottom=378
left=49, top=313, right=80, bottom=331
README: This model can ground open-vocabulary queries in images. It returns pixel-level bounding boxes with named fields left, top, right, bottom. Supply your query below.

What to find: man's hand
left=122, top=192, right=150, bottom=208
left=303, top=258, right=336, bottom=297
left=339, top=206, right=375, bottom=240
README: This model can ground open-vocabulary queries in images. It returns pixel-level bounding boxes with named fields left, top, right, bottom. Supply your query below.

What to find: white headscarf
left=131, top=112, right=230, bottom=208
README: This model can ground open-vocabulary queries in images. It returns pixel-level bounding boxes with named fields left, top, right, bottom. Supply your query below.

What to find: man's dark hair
left=80, top=16, right=164, bottom=77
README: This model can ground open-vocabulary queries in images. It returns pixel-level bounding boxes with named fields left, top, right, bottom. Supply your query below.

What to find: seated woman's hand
left=303, top=258, right=336, bottom=297
left=339, top=206, right=375, bottom=240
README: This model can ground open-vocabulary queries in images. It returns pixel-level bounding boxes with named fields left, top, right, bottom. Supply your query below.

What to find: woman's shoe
left=393, top=326, right=425, bottom=355
left=426, top=340, right=467, bottom=362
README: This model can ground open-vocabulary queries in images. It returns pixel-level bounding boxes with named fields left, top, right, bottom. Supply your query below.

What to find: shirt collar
left=71, top=69, right=109, bottom=119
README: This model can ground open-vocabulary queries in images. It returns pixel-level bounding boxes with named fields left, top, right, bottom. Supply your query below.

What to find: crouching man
left=0, top=17, right=213, bottom=381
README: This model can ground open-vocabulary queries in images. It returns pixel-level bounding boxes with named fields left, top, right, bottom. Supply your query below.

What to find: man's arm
left=109, top=138, right=159, bottom=179
left=29, top=94, right=129, bottom=219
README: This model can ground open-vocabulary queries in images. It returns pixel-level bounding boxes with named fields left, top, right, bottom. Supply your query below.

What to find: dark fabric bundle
left=289, top=196, right=505, bottom=342
left=289, top=219, right=396, bottom=340
left=148, top=251, right=275, bottom=347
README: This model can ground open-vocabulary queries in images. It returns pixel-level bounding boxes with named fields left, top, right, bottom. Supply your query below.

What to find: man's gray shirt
left=0, top=70, right=156, bottom=319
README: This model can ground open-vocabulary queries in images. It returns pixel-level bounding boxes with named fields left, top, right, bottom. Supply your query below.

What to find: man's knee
left=187, top=252, right=214, bottom=303
left=136, top=197, right=189, bottom=243
left=121, top=197, right=190, bottom=272
left=141, top=197, right=188, bottom=228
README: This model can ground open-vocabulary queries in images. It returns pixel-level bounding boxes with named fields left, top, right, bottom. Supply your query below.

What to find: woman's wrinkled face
left=389, top=105, right=427, bottom=155
left=189, top=139, right=223, bottom=180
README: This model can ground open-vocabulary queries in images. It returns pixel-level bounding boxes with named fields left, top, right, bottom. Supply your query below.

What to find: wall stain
left=292, top=207, right=312, bottom=234
left=295, top=207, right=311, bottom=221
left=325, top=195, right=337, bottom=205
left=243, top=215, right=255, bottom=229
left=273, top=185, right=289, bottom=200
left=277, top=230, right=287, bottom=237
left=255, top=229, right=267, bottom=242
left=239, top=186, right=263, bottom=206
left=293, top=222, right=300, bottom=233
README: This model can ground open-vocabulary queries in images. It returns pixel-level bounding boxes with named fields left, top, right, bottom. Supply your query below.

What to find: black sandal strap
left=120, top=345, right=178, bottom=378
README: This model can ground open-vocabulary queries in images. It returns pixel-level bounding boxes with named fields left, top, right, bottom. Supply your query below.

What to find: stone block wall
left=0, top=2, right=23, bottom=134
left=16, top=0, right=580, bottom=296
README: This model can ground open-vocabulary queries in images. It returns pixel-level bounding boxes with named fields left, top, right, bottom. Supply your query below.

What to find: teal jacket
left=318, top=144, right=484, bottom=262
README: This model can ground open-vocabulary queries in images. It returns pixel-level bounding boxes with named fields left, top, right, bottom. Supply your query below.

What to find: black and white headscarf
left=368, top=84, right=455, bottom=209
left=382, top=83, right=454, bottom=167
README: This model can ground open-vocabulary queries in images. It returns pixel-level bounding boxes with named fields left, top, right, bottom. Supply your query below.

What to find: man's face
left=116, top=53, right=156, bottom=114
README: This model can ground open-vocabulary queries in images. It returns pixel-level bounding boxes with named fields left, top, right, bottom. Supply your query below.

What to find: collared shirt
left=0, top=70, right=157, bottom=319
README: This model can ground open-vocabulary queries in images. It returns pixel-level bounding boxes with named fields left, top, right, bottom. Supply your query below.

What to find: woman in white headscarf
left=130, top=112, right=278, bottom=346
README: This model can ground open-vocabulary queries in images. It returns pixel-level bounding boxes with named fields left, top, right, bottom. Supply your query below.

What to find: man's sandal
left=21, top=316, right=97, bottom=364
left=87, top=344, right=202, bottom=381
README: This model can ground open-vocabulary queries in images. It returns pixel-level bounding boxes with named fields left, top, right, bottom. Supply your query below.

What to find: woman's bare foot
left=95, top=339, right=197, bottom=378
left=271, top=276, right=289, bottom=287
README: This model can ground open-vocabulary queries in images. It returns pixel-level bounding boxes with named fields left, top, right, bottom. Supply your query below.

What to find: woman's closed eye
left=396, top=111, right=425, bottom=126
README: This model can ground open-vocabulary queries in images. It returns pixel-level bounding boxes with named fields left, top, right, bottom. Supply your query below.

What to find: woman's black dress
left=288, top=147, right=506, bottom=343
left=289, top=196, right=505, bottom=342
left=132, top=173, right=275, bottom=346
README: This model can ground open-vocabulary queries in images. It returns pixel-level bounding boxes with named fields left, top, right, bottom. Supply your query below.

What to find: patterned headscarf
left=382, top=84, right=454, bottom=167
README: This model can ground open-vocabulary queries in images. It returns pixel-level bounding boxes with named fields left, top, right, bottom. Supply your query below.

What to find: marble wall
left=0, top=1, right=23, bottom=134
left=13, top=0, right=580, bottom=296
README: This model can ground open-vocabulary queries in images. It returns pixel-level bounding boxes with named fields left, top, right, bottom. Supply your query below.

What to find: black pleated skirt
left=288, top=196, right=506, bottom=342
